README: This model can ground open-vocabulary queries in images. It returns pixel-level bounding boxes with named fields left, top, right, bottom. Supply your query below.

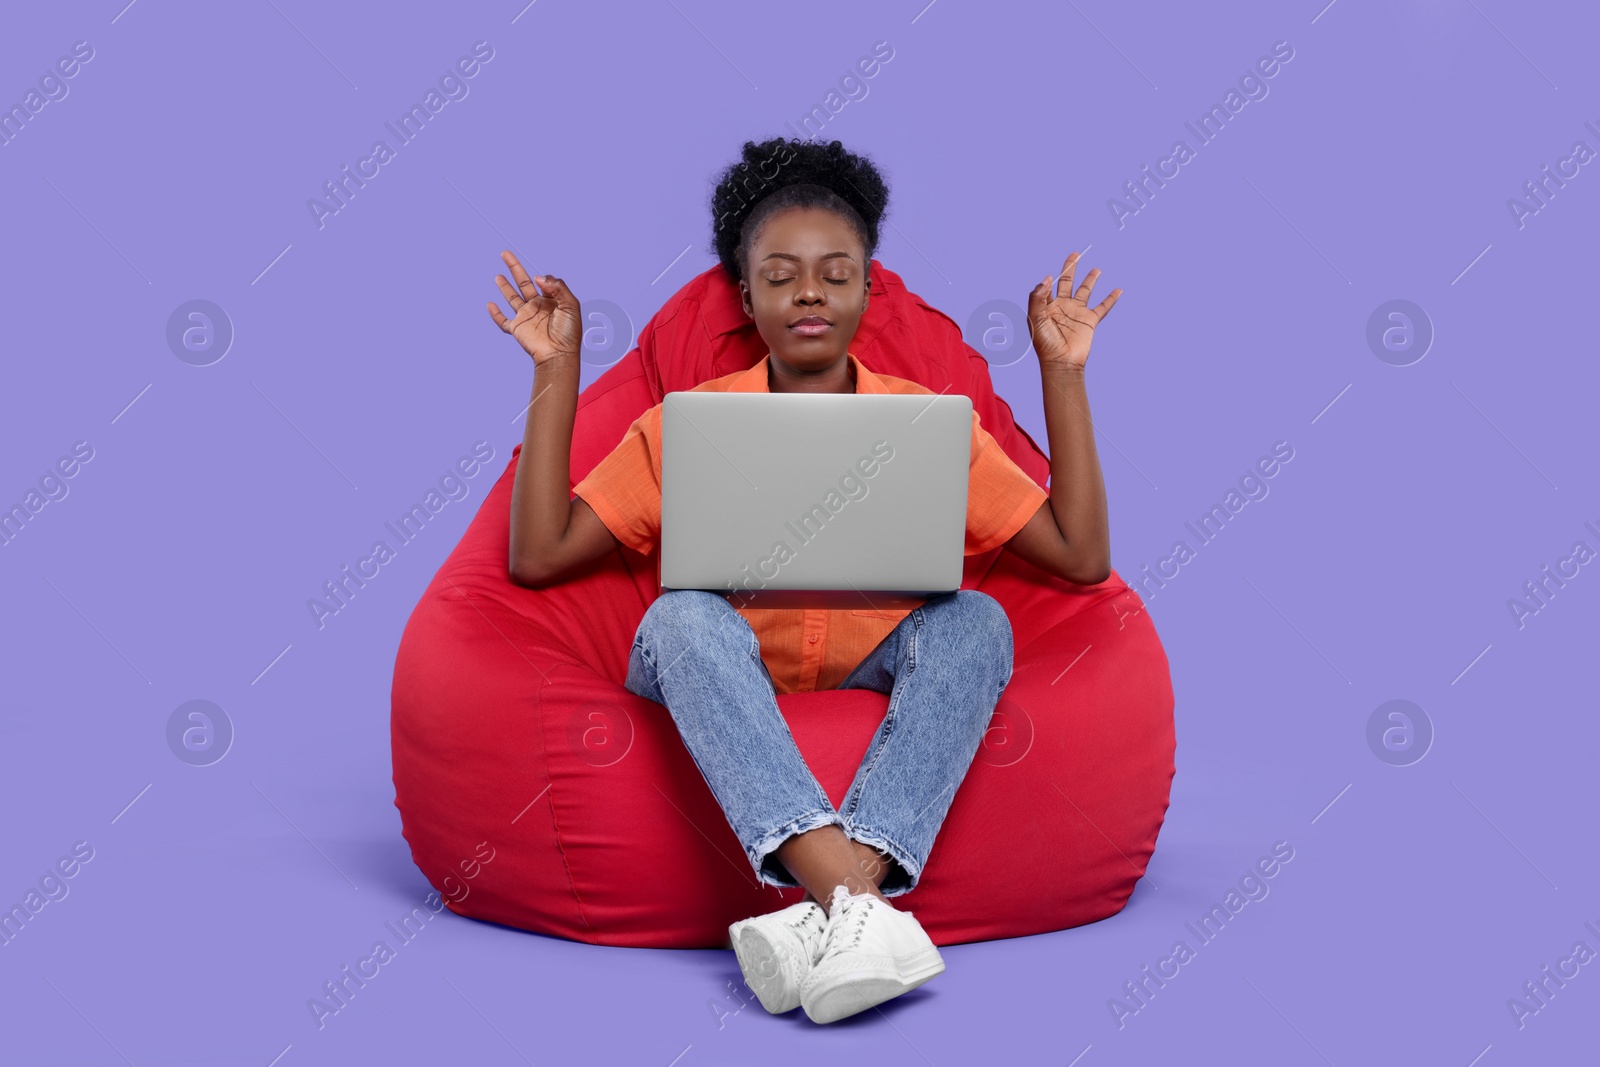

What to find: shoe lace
left=787, top=906, right=825, bottom=957
left=816, top=887, right=876, bottom=964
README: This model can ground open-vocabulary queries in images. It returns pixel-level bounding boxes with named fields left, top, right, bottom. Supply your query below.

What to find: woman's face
left=739, top=205, right=869, bottom=377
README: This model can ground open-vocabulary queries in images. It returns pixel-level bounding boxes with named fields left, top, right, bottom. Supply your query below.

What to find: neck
left=767, top=353, right=856, bottom=394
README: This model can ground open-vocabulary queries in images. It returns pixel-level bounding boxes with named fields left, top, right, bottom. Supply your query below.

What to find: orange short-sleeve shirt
left=573, top=352, right=1049, bottom=694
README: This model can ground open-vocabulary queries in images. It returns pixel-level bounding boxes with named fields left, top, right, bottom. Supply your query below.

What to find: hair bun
left=709, top=137, right=890, bottom=281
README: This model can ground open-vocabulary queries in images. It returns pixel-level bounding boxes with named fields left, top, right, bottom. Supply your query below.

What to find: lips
left=789, top=317, right=832, bottom=336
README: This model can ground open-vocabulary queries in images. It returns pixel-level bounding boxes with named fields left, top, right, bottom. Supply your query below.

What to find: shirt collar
left=725, top=352, right=890, bottom=395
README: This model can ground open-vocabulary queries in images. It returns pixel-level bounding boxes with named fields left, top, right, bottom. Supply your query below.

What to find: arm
left=486, top=252, right=620, bottom=588
left=1001, top=251, right=1120, bottom=585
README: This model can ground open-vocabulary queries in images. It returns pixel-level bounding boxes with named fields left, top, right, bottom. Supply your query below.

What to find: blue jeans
left=624, top=588, right=1014, bottom=897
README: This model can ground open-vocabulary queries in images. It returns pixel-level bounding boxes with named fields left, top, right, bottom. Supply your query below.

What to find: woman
left=488, top=138, right=1120, bottom=1024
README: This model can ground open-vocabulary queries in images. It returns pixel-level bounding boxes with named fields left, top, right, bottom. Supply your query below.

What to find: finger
left=501, top=249, right=541, bottom=283
left=502, top=251, right=543, bottom=300
left=1091, top=287, right=1123, bottom=320
left=493, top=273, right=525, bottom=308
left=1055, top=252, right=1079, bottom=300
left=1076, top=267, right=1101, bottom=304
left=487, top=301, right=511, bottom=332
left=1027, top=275, right=1053, bottom=325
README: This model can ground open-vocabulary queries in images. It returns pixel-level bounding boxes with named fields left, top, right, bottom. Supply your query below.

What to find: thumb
left=536, top=274, right=577, bottom=307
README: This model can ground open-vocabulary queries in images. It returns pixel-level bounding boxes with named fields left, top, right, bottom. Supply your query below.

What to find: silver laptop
left=660, top=391, right=972, bottom=609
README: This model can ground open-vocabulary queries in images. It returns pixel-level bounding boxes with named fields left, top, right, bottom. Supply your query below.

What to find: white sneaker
left=729, top=899, right=828, bottom=1014
left=800, top=884, right=946, bottom=1024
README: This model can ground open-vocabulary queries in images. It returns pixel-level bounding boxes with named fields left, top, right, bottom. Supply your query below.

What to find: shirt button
left=808, top=634, right=819, bottom=644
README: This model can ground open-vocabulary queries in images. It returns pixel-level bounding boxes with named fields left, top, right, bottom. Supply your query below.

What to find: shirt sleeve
left=571, top=405, right=663, bottom=556
left=964, top=410, right=1050, bottom=556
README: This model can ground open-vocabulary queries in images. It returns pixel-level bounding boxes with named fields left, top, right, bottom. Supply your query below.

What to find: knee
left=950, top=590, right=1013, bottom=647
left=935, top=590, right=1013, bottom=667
left=638, top=590, right=742, bottom=646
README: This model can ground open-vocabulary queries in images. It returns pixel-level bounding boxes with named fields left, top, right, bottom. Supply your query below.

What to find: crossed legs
left=780, top=830, right=895, bottom=911
left=624, top=588, right=1014, bottom=915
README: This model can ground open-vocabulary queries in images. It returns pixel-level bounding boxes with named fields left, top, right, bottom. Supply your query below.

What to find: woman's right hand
left=487, top=250, right=583, bottom=366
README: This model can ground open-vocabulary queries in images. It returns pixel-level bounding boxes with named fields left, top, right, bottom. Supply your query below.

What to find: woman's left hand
left=1027, top=251, right=1122, bottom=370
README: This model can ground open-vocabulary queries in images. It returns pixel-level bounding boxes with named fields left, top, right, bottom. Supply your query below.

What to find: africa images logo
left=307, top=442, right=495, bottom=629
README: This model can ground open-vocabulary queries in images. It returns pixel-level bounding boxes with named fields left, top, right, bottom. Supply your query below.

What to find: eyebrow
left=760, top=251, right=856, bottom=263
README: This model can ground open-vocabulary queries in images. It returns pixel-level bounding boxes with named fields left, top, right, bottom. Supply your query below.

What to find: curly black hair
left=708, top=137, right=890, bottom=283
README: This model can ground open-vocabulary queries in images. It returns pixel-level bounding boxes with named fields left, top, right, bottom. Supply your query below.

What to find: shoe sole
left=803, top=949, right=946, bottom=1024
left=732, top=926, right=801, bottom=1014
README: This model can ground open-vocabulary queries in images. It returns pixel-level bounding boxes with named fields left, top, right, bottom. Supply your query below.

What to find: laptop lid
left=660, top=391, right=972, bottom=609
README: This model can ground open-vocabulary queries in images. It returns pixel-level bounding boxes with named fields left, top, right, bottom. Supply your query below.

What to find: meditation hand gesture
left=1027, top=251, right=1122, bottom=371
left=487, top=250, right=583, bottom=366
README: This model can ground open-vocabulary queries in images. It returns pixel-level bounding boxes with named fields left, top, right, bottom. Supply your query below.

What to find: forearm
left=1040, top=363, right=1111, bottom=583
left=508, top=352, right=581, bottom=583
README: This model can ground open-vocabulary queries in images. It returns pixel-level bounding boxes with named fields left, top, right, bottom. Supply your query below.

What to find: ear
left=739, top=280, right=753, bottom=319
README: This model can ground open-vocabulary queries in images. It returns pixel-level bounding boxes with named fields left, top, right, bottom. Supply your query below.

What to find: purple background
left=2, top=1, right=1595, bottom=1063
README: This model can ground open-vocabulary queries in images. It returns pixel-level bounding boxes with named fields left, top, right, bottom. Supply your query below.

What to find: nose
left=794, top=272, right=825, bottom=305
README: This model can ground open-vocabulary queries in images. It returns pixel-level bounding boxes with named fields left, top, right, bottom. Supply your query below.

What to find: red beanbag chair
left=390, top=261, right=1175, bottom=948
